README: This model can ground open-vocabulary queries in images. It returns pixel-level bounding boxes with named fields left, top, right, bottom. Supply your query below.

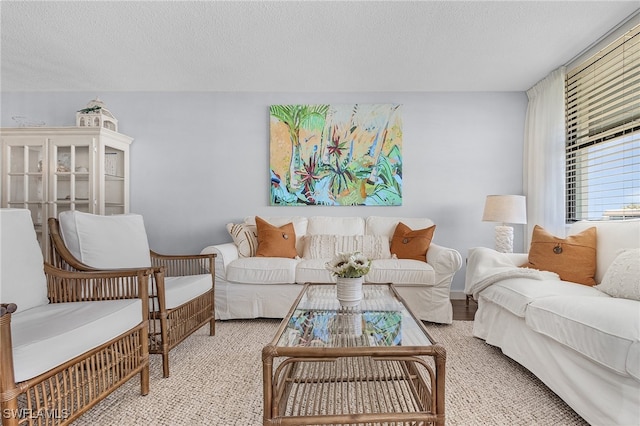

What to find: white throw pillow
left=303, top=234, right=391, bottom=260
left=226, top=223, right=258, bottom=257
left=596, top=249, right=640, bottom=301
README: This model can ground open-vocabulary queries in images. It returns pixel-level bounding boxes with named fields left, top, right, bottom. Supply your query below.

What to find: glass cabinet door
left=5, top=143, right=46, bottom=243
left=103, top=146, right=126, bottom=215
left=49, top=139, right=94, bottom=218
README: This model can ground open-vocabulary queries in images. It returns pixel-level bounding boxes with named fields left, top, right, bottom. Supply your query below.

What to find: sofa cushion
left=0, top=209, right=49, bottom=313
left=296, top=258, right=335, bottom=283
left=365, top=216, right=435, bottom=239
left=390, top=222, right=435, bottom=262
left=11, top=299, right=141, bottom=382
left=302, top=234, right=391, bottom=260
left=58, top=211, right=151, bottom=268
left=525, top=295, right=640, bottom=379
left=226, top=223, right=258, bottom=258
left=244, top=216, right=308, bottom=256
left=366, top=259, right=435, bottom=286
left=479, top=278, right=608, bottom=318
left=521, top=225, right=597, bottom=286
left=570, top=219, right=640, bottom=284
left=307, top=216, right=365, bottom=236
left=255, top=216, right=298, bottom=258
left=595, top=249, right=640, bottom=301
left=226, top=257, right=298, bottom=284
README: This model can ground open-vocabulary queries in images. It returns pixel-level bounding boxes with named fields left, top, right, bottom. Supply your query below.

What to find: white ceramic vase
left=336, top=276, right=363, bottom=307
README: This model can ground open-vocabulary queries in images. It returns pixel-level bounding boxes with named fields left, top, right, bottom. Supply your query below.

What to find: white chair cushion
left=479, top=278, right=608, bottom=318
left=366, top=259, right=435, bottom=286
left=525, top=295, right=640, bottom=379
left=365, top=216, right=435, bottom=239
left=302, top=234, right=391, bottom=260
left=307, top=216, right=365, bottom=236
left=0, top=209, right=49, bottom=312
left=296, top=259, right=335, bottom=283
left=58, top=211, right=151, bottom=268
left=157, top=275, right=212, bottom=310
left=226, top=257, right=299, bottom=284
left=11, top=299, right=141, bottom=382
left=570, top=219, right=640, bottom=283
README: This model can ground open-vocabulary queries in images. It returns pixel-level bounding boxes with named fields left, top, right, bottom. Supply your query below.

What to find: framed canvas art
left=269, top=103, right=402, bottom=206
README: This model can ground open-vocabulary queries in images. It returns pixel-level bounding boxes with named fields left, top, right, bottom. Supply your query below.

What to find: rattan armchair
left=48, top=211, right=216, bottom=378
left=0, top=208, right=150, bottom=426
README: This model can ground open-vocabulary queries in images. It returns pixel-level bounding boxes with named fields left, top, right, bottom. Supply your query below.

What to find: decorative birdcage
left=76, top=98, right=118, bottom=131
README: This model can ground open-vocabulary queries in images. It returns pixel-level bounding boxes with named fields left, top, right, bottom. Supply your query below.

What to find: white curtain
left=523, top=66, right=567, bottom=247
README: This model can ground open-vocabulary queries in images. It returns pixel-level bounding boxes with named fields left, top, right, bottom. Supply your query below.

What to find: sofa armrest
left=201, top=243, right=239, bottom=279
left=426, top=243, right=463, bottom=288
left=503, top=252, right=529, bottom=266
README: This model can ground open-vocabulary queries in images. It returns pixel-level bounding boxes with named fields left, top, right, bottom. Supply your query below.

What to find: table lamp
left=482, top=195, right=527, bottom=253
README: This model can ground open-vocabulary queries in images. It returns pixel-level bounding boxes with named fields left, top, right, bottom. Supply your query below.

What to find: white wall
left=1, top=91, right=528, bottom=294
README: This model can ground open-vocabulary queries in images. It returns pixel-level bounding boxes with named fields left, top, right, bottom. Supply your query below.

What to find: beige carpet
left=71, top=320, right=588, bottom=426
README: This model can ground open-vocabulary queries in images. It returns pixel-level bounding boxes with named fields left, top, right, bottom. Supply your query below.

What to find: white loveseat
left=201, top=216, right=462, bottom=324
left=465, top=219, right=640, bottom=426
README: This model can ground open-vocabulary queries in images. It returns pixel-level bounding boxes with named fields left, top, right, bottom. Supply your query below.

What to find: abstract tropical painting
left=269, top=104, right=402, bottom=206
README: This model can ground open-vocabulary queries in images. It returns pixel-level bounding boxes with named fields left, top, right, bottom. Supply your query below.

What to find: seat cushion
left=226, top=257, right=299, bottom=284
left=11, top=299, right=142, bottom=382
left=525, top=295, right=640, bottom=379
left=58, top=210, right=151, bottom=268
left=160, top=275, right=213, bottom=310
left=0, top=209, right=49, bottom=312
left=366, top=259, right=435, bottom=286
left=296, top=258, right=335, bottom=283
left=479, top=278, right=608, bottom=318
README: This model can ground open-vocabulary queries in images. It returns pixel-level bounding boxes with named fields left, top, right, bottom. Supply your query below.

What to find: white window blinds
left=565, top=24, right=640, bottom=221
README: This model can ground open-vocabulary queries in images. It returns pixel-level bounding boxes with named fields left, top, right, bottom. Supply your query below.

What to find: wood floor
left=452, top=298, right=477, bottom=321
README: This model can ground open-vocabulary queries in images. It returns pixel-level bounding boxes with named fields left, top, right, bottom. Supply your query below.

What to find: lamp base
left=495, top=225, right=514, bottom=253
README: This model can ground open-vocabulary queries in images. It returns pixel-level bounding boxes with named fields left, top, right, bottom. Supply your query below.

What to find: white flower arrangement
left=326, top=251, right=371, bottom=278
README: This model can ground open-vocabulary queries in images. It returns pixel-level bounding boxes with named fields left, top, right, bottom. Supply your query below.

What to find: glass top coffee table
left=262, top=283, right=446, bottom=426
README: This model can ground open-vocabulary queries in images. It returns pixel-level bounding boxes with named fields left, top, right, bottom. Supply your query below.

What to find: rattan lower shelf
left=273, top=355, right=438, bottom=425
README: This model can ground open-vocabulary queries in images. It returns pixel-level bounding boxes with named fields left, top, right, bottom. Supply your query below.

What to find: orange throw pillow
left=390, top=222, right=436, bottom=262
left=255, top=216, right=297, bottom=258
left=521, top=225, right=597, bottom=286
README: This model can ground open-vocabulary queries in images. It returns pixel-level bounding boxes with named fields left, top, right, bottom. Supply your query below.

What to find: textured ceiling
left=1, top=1, right=639, bottom=92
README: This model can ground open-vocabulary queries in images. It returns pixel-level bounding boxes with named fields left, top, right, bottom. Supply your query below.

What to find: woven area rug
left=72, top=320, right=588, bottom=425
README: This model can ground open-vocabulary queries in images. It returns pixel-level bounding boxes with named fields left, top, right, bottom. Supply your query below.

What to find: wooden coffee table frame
left=262, top=283, right=446, bottom=426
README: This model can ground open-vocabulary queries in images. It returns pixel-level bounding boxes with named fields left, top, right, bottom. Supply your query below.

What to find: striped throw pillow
left=226, top=223, right=258, bottom=257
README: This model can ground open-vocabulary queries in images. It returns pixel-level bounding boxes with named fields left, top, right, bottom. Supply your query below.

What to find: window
left=565, top=24, right=640, bottom=221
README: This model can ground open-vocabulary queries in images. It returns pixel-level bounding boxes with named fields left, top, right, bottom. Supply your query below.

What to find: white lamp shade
left=482, top=195, right=527, bottom=224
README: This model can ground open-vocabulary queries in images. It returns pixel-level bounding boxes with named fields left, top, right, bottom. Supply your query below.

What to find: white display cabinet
left=1, top=127, right=133, bottom=258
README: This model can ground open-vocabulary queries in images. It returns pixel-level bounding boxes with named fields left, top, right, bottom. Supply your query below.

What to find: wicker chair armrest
left=0, top=303, right=17, bottom=317
left=150, top=250, right=216, bottom=277
left=44, top=263, right=152, bottom=311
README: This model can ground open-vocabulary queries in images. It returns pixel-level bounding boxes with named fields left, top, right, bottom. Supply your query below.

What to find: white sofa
left=201, top=216, right=462, bottom=324
left=465, top=219, right=640, bottom=426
